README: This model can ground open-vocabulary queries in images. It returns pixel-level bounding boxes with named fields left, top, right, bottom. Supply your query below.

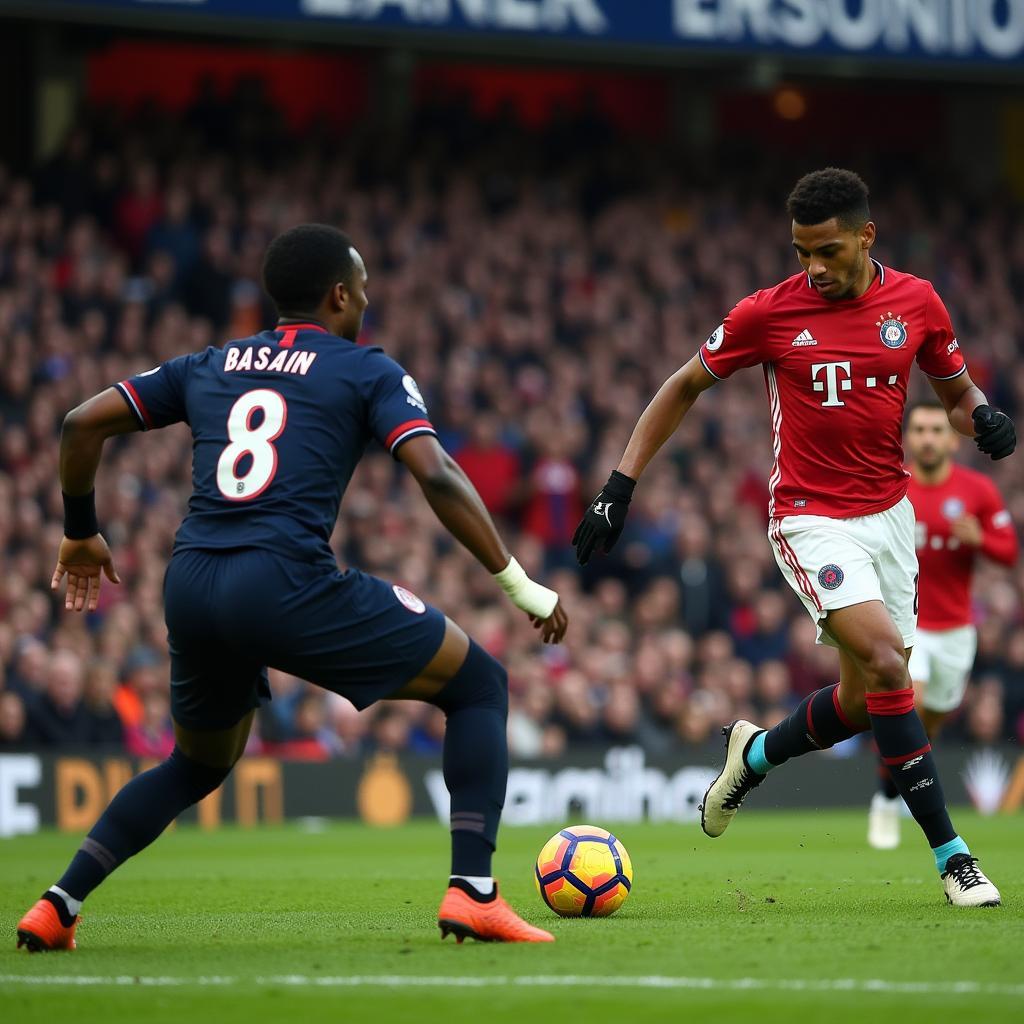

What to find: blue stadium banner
left=25, top=1, right=1024, bottom=64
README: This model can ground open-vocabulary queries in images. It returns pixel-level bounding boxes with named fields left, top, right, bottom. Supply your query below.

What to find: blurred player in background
left=17, top=224, right=567, bottom=952
left=574, top=168, right=1015, bottom=907
left=869, top=401, right=1018, bottom=849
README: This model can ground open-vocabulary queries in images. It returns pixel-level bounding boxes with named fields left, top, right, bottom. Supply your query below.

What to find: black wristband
left=605, top=470, right=637, bottom=503
left=62, top=490, right=100, bottom=540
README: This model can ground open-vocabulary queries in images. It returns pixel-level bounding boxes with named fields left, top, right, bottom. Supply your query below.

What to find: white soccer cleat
left=867, top=792, right=902, bottom=850
left=942, top=854, right=1001, bottom=908
left=700, top=720, right=765, bottom=838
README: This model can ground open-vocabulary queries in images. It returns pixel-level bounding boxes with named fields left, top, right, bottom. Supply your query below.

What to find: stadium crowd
left=1, top=85, right=1023, bottom=761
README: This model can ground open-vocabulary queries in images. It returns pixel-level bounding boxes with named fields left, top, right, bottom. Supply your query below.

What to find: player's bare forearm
left=930, top=372, right=985, bottom=438
left=617, top=355, right=717, bottom=480
left=398, top=437, right=510, bottom=574
left=60, top=388, right=141, bottom=493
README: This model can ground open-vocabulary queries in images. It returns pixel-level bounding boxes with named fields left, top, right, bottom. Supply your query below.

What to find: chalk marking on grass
left=1, top=975, right=1023, bottom=997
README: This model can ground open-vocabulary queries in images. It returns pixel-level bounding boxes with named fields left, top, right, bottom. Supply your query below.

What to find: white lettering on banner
left=670, top=0, right=1024, bottom=59
left=975, top=0, right=1024, bottom=58
left=673, top=0, right=716, bottom=38
left=883, top=0, right=943, bottom=55
left=777, top=0, right=820, bottom=46
left=0, top=755, right=41, bottom=838
left=301, top=0, right=608, bottom=33
left=425, top=747, right=718, bottom=826
left=826, top=0, right=884, bottom=50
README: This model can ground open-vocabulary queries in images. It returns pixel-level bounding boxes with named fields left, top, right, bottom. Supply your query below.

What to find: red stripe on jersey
left=275, top=322, right=327, bottom=333
left=881, top=743, right=932, bottom=767
left=276, top=322, right=326, bottom=348
left=120, top=380, right=154, bottom=429
left=771, top=521, right=822, bottom=612
left=384, top=419, right=434, bottom=451
left=778, top=532, right=822, bottom=612
left=866, top=687, right=916, bottom=717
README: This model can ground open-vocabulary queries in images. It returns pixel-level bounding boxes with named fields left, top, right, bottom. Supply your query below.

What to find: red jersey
left=908, top=463, right=1017, bottom=629
left=700, top=262, right=966, bottom=519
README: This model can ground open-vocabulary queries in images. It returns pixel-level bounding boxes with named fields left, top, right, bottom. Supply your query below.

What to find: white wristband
left=493, top=557, right=559, bottom=619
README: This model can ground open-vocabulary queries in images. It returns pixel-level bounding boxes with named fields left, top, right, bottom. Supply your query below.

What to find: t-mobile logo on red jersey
left=811, top=361, right=900, bottom=407
left=811, top=361, right=852, bottom=407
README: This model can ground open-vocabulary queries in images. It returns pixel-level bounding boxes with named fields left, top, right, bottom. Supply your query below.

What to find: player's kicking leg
left=16, top=713, right=251, bottom=951
left=869, top=627, right=973, bottom=851
left=703, top=600, right=998, bottom=906
left=392, top=618, right=553, bottom=943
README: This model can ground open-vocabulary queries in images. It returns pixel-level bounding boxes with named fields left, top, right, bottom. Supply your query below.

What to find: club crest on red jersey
left=817, top=563, right=844, bottom=590
left=876, top=311, right=908, bottom=349
left=942, top=497, right=965, bottom=520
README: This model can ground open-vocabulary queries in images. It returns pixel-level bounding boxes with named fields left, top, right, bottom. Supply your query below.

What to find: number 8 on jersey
left=216, top=389, right=288, bottom=501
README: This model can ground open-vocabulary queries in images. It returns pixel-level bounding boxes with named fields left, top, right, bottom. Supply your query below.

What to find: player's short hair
left=786, top=168, right=871, bottom=230
left=262, top=224, right=358, bottom=313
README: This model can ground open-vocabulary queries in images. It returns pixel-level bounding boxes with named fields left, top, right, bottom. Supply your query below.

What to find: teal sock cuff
left=745, top=731, right=773, bottom=775
left=933, top=835, right=969, bottom=872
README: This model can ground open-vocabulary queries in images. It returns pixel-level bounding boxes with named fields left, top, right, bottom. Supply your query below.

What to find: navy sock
left=761, top=683, right=866, bottom=768
left=55, top=747, right=229, bottom=902
left=866, top=688, right=956, bottom=849
left=433, top=641, right=509, bottom=878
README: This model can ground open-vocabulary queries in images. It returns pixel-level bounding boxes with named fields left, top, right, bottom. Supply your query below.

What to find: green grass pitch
left=2, top=810, right=1022, bottom=1023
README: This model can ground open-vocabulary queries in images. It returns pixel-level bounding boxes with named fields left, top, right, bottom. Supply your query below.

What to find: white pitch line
left=1, top=975, right=1022, bottom=997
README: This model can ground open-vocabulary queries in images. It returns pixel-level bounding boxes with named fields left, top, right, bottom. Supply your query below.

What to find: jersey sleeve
left=364, top=353, right=438, bottom=457
left=915, top=287, right=967, bottom=380
left=115, top=354, right=193, bottom=430
left=698, top=292, right=768, bottom=380
left=977, top=477, right=1018, bottom=567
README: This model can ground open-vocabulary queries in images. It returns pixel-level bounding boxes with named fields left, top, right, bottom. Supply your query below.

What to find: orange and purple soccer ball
left=534, top=824, right=633, bottom=918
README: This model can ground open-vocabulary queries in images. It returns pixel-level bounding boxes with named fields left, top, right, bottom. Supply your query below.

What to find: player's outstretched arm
left=397, top=435, right=567, bottom=643
left=52, top=387, right=141, bottom=612
left=930, top=370, right=1016, bottom=459
left=573, top=354, right=717, bottom=565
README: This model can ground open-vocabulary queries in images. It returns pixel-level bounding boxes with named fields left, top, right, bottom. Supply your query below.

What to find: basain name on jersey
left=224, top=346, right=318, bottom=376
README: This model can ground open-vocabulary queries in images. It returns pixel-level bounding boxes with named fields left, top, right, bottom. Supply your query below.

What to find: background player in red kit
left=869, top=401, right=1018, bottom=849
left=574, top=168, right=1016, bottom=907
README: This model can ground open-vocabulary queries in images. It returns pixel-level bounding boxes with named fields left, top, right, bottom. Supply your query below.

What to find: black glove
left=572, top=470, right=636, bottom=566
left=972, top=405, right=1016, bottom=460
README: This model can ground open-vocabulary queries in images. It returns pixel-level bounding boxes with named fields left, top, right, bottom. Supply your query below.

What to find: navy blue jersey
left=116, top=322, right=436, bottom=564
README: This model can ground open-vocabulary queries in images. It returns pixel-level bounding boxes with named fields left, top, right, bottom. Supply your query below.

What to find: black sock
left=762, top=683, right=866, bottom=767
left=55, top=747, right=229, bottom=902
left=40, top=890, right=77, bottom=927
left=866, top=688, right=956, bottom=848
left=433, top=641, right=509, bottom=879
left=446, top=877, right=498, bottom=903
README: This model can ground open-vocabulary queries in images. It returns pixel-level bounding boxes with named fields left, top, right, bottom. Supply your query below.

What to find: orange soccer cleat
left=438, top=882, right=554, bottom=943
left=16, top=897, right=79, bottom=952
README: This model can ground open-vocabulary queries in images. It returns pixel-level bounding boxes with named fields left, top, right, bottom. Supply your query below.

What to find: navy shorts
left=163, top=548, right=447, bottom=730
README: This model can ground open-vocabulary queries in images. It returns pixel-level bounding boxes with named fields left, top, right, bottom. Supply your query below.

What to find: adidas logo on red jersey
left=792, top=329, right=818, bottom=347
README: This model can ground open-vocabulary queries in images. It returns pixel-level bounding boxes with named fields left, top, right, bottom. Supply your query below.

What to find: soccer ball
left=534, top=824, right=633, bottom=917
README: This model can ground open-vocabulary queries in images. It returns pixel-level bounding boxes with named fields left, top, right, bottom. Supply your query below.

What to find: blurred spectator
left=454, top=413, right=522, bottom=520
left=24, top=651, right=91, bottom=746
left=0, top=691, right=28, bottom=749
left=125, top=691, right=175, bottom=759
left=83, top=658, right=126, bottom=747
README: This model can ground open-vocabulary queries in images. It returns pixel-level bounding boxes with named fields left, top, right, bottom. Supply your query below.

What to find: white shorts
left=768, top=496, right=918, bottom=650
left=908, top=625, right=977, bottom=713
